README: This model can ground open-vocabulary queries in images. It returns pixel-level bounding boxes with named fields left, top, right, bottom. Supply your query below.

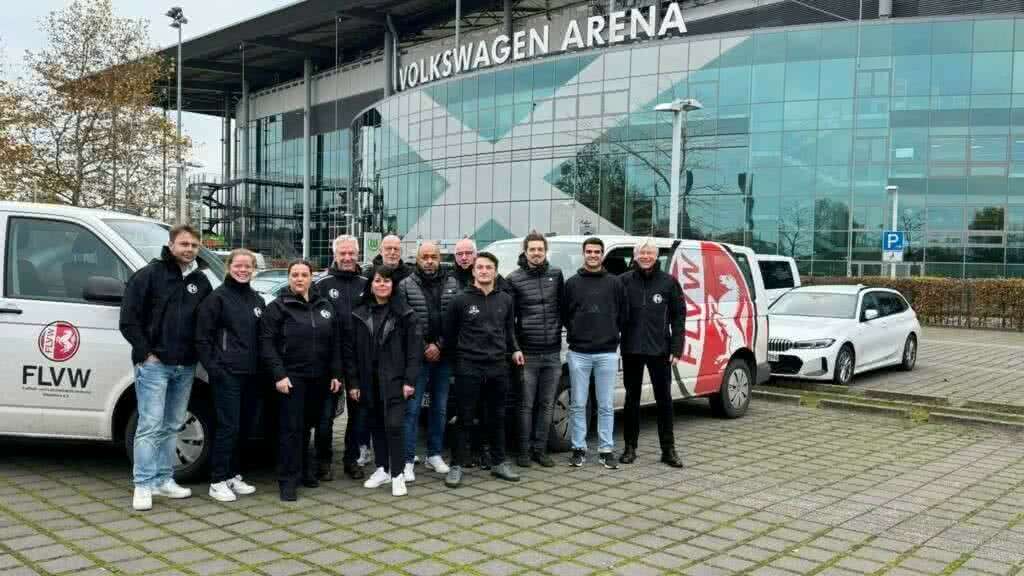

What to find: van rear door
left=0, top=213, right=133, bottom=439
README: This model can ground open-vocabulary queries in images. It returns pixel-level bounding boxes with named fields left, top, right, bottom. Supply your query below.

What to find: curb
left=929, top=412, right=1024, bottom=431
left=862, top=389, right=950, bottom=406
left=752, top=389, right=802, bottom=405
left=817, top=399, right=910, bottom=418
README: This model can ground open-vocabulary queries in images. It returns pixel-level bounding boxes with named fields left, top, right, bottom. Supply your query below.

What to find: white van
left=755, top=254, right=801, bottom=306
left=486, top=235, right=771, bottom=452
left=0, top=202, right=227, bottom=480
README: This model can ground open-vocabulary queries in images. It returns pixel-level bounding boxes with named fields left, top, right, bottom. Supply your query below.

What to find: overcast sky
left=3, top=0, right=288, bottom=181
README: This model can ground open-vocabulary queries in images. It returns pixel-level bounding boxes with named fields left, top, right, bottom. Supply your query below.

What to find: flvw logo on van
left=38, top=321, right=80, bottom=363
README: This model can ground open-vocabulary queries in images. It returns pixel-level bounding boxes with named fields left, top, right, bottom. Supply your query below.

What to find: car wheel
left=900, top=334, right=917, bottom=371
left=124, top=398, right=213, bottom=483
left=833, top=345, right=855, bottom=386
left=709, top=358, right=751, bottom=419
left=547, top=375, right=571, bottom=454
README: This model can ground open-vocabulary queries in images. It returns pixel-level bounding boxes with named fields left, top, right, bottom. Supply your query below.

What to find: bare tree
left=0, top=45, right=32, bottom=198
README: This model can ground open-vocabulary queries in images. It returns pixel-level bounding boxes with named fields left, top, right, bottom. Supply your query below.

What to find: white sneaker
left=425, top=455, right=450, bottom=474
left=154, top=479, right=191, bottom=499
left=226, top=475, right=256, bottom=495
left=356, top=445, right=372, bottom=467
left=132, top=487, right=152, bottom=511
left=363, top=467, right=389, bottom=489
left=208, top=482, right=237, bottom=502
left=392, top=475, right=407, bottom=497
left=403, top=462, right=416, bottom=482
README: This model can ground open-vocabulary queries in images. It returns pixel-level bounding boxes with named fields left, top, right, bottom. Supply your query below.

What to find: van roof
left=489, top=235, right=747, bottom=251
left=0, top=201, right=165, bottom=226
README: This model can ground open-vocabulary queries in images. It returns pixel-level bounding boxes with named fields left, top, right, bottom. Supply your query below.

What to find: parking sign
left=883, top=231, right=905, bottom=251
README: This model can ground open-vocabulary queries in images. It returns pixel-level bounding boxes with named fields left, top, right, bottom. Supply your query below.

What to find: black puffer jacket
left=260, top=290, right=343, bottom=383
left=619, top=261, right=684, bottom=357
left=344, top=297, right=421, bottom=405
left=314, top=264, right=367, bottom=335
left=506, top=253, right=565, bottom=354
left=195, top=276, right=265, bottom=375
left=398, top=268, right=458, bottom=346
left=119, top=246, right=213, bottom=366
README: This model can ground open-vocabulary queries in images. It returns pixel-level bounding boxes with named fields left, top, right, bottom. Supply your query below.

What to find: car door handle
left=0, top=307, right=22, bottom=314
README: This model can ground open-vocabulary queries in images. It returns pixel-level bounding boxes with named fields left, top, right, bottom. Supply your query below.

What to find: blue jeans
left=404, top=359, right=450, bottom=463
left=133, top=361, right=195, bottom=488
left=567, top=351, right=617, bottom=453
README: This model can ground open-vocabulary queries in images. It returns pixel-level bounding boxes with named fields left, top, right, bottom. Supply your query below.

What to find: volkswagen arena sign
left=397, top=2, right=688, bottom=90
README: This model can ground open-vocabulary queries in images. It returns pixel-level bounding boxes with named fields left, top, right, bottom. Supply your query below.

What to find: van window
left=727, top=251, right=757, bottom=302
left=5, top=217, right=131, bottom=302
left=759, top=260, right=795, bottom=290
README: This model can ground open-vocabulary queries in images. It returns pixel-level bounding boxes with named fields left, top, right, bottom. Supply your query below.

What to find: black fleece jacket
left=365, top=254, right=413, bottom=286
left=260, top=290, right=343, bottom=383
left=195, top=276, right=265, bottom=375
left=119, top=246, right=213, bottom=366
left=563, top=267, right=627, bottom=354
left=619, top=261, right=684, bottom=357
left=445, top=284, right=520, bottom=365
left=314, top=264, right=367, bottom=335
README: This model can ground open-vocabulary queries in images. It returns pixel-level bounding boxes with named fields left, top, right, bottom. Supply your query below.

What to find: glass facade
left=353, top=16, right=1024, bottom=278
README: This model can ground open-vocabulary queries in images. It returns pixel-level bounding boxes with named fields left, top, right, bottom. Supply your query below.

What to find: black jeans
left=210, top=371, right=262, bottom=483
left=369, top=397, right=405, bottom=476
left=278, top=375, right=312, bottom=484
left=342, top=394, right=367, bottom=465
left=453, top=360, right=509, bottom=466
left=622, top=354, right=676, bottom=451
left=519, top=352, right=560, bottom=455
left=314, top=392, right=342, bottom=466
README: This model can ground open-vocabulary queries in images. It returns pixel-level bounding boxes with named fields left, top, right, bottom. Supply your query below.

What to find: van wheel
left=125, top=398, right=213, bottom=483
left=547, top=375, right=572, bottom=454
left=709, top=359, right=752, bottom=419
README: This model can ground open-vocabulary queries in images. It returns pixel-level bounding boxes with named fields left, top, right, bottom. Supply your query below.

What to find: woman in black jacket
left=344, top=265, right=420, bottom=497
left=261, top=260, right=343, bottom=501
left=196, top=249, right=266, bottom=503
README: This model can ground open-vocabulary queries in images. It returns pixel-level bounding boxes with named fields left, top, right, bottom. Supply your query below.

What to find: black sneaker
left=279, top=482, right=297, bottom=502
left=598, top=452, right=619, bottom=470
left=532, top=451, right=555, bottom=468
left=516, top=453, right=532, bottom=468
left=343, top=461, right=365, bottom=480
left=478, top=449, right=492, bottom=471
left=317, top=462, right=334, bottom=482
left=569, top=449, right=586, bottom=467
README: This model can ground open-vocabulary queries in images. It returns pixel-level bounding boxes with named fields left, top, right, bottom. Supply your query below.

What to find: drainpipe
left=879, top=0, right=892, bottom=18
left=385, top=14, right=399, bottom=94
left=504, top=0, right=513, bottom=40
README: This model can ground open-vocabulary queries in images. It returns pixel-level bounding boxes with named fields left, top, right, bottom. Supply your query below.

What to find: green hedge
left=800, top=276, right=1024, bottom=331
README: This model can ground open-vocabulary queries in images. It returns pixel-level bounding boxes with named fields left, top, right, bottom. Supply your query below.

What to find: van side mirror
left=863, top=308, right=879, bottom=321
left=83, top=276, right=125, bottom=304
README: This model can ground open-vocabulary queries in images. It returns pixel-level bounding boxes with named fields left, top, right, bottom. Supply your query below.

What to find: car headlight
left=792, top=338, right=836, bottom=349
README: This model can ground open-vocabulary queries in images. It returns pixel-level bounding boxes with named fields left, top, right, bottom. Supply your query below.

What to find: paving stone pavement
left=777, top=326, right=1024, bottom=408
left=2, top=400, right=1024, bottom=575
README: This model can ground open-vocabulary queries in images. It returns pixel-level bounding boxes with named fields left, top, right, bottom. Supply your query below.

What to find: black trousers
left=369, top=397, right=405, bottom=476
left=313, top=392, right=342, bottom=465
left=453, top=361, right=509, bottom=466
left=277, top=375, right=325, bottom=484
left=622, top=354, right=676, bottom=451
left=210, top=371, right=262, bottom=483
left=342, top=394, right=366, bottom=465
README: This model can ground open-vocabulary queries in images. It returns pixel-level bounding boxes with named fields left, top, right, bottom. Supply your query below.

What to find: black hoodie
left=563, top=267, right=627, bottom=354
left=119, top=246, right=213, bottom=366
left=445, top=283, right=520, bottom=365
left=315, top=264, right=367, bottom=335
left=506, top=253, right=565, bottom=354
left=195, top=276, right=266, bottom=375
left=260, top=289, right=343, bottom=383
left=619, top=261, right=684, bottom=357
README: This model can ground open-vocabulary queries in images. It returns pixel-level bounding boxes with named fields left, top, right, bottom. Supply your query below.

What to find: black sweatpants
left=210, top=371, right=262, bottom=483
left=369, top=397, right=405, bottom=476
left=622, top=354, right=676, bottom=451
left=452, top=360, right=509, bottom=466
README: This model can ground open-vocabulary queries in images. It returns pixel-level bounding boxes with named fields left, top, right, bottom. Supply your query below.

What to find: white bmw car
left=767, top=285, right=920, bottom=385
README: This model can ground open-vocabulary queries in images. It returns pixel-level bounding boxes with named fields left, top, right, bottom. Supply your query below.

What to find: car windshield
left=104, top=219, right=226, bottom=287
left=488, top=239, right=585, bottom=278
left=770, top=292, right=858, bottom=319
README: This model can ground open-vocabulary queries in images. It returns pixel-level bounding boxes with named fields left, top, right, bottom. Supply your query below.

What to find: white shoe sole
left=154, top=490, right=191, bottom=499
left=363, top=479, right=389, bottom=489
left=208, top=490, right=237, bottom=502
left=132, top=500, right=152, bottom=511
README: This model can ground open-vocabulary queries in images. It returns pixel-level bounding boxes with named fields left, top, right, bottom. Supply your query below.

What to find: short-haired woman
left=261, top=260, right=343, bottom=501
left=344, top=265, right=420, bottom=496
left=196, top=249, right=265, bottom=502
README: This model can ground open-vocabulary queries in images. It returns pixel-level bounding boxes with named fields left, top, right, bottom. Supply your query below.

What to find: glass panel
left=785, top=61, right=819, bottom=101
left=932, top=21, right=973, bottom=54
left=972, top=52, right=1013, bottom=94
left=893, top=23, right=932, bottom=55
left=975, top=20, right=1014, bottom=52
left=752, top=63, right=785, bottom=103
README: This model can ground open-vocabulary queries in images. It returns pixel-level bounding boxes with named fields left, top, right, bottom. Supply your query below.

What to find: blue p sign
left=883, top=231, right=905, bottom=251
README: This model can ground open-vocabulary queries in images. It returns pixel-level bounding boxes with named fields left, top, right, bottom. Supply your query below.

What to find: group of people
left=119, top=225, right=685, bottom=510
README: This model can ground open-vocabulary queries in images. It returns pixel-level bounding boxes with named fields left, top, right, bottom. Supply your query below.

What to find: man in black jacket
left=619, top=239, right=685, bottom=468
left=367, top=234, right=413, bottom=286
left=120, top=225, right=213, bottom=511
left=314, top=235, right=368, bottom=481
left=506, top=232, right=564, bottom=468
left=563, top=237, right=627, bottom=470
left=398, top=241, right=455, bottom=481
left=444, top=252, right=525, bottom=488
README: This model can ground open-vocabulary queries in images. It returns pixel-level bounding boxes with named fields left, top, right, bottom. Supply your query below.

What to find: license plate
left=768, top=353, right=779, bottom=363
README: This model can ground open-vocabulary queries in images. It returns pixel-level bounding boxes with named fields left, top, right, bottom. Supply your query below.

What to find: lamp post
left=167, top=6, right=187, bottom=224
left=887, top=184, right=899, bottom=279
left=654, top=98, right=702, bottom=238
